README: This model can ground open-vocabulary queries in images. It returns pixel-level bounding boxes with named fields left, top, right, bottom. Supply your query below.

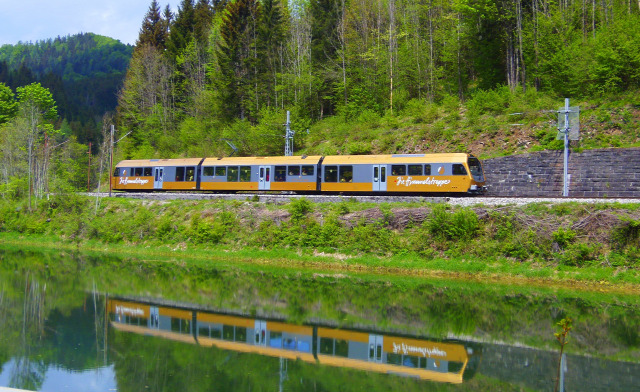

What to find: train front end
left=466, top=155, right=487, bottom=194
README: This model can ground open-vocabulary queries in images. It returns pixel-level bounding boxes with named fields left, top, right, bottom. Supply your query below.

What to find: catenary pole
left=563, top=98, right=570, bottom=197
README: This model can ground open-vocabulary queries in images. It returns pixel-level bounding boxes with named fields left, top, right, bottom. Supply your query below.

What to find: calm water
left=0, top=248, right=639, bottom=391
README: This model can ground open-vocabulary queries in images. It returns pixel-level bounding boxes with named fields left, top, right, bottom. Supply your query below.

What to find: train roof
left=116, top=154, right=476, bottom=168
left=116, top=158, right=203, bottom=167
left=322, top=153, right=472, bottom=165
left=202, top=155, right=323, bottom=165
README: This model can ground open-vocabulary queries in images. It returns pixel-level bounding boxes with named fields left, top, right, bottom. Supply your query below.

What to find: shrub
left=427, top=205, right=479, bottom=241
left=552, top=227, right=577, bottom=249
left=289, top=198, right=313, bottom=221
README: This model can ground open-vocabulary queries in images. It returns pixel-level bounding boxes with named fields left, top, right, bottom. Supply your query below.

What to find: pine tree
left=137, top=0, right=169, bottom=49
left=167, top=0, right=196, bottom=57
left=258, top=0, right=286, bottom=109
left=309, top=0, right=342, bottom=118
left=194, top=0, right=215, bottom=44
left=216, top=0, right=260, bottom=121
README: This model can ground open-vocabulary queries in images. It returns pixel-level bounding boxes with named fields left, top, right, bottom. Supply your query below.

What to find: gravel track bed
left=86, top=192, right=640, bottom=206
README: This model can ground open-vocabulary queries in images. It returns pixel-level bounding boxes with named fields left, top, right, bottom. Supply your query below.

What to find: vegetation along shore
left=1, top=194, right=639, bottom=292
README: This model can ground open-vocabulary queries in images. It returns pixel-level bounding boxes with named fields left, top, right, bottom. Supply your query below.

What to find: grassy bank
left=1, top=194, right=639, bottom=289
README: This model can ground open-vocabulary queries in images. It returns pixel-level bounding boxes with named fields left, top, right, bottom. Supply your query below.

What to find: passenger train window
left=186, top=167, right=195, bottom=181
left=453, top=164, right=467, bottom=175
left=274, top=166, right=287, bottom=182
left=288, top=166, right=300, bottom=176
left=198, top=326, right=210, bottom=337
left=339, top=166, right=353, bottom=183
left=203, top=167, right=214, bottom=177
left=223, top=325, right=235, bottom=340
left=387, top=353, right=402, bottom=365
left=319, top=338, right=334, bottom=354
left=408, top=164, right=422, bottom=175
left=227, top=166, right=239, bottom=182
left=239, top=166, right=251, bottom=182
left=424, top=164, right=431, bottom=175
left=215, top=167, right=226, bottom=177
left=301, top=165, right=314, bottom=176
left=391, top=165, right=406, bottom=176
left=335, top=339, right=349, bottom=357
left=175, top=167, right=185, bottom=181
left=134, top=167, right=143, bottom=176
left=144, top=167, right=152, bottom=176
left=113, top=168, right=120, bottom=177
left=468, top=157, right=482, bottom=176
left=324, top=166, right=338, bottom=182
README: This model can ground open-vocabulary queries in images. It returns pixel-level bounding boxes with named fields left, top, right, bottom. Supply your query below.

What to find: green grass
left=1, top=195, right=640, bottom=291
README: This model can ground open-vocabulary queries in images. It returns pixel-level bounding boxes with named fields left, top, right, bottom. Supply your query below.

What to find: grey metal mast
left=284, top=111, right=295, bottom=156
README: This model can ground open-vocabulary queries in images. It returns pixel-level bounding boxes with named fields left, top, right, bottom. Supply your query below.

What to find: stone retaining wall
left=482, top=147, right=640, bottom=197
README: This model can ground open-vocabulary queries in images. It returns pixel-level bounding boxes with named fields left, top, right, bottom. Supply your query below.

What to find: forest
left=115, top=0, right=640, bottom=160
left=0, top=33, right=133, bottom=146
left=1, top=0, right=640, bottom=200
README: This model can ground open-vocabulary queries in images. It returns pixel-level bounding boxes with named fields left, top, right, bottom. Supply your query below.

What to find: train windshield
left=467, top=157, right=483, bottom=178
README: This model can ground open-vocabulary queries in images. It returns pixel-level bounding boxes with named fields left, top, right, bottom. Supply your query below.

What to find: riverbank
left=1, top=194, right=639, bottom=291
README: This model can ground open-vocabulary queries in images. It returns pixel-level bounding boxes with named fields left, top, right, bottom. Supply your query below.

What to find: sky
left=0, top=0, right=182, bottom=46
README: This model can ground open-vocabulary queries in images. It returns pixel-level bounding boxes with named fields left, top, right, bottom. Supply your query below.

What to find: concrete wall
left=482, top=148, right=640, bottom=197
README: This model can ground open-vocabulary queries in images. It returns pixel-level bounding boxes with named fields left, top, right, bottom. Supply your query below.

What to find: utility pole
left=285, top=111, right=295, bottom=156
left=109, top=125, right=114, bottom=197
left=87, top=142, right=92, bottom=192
left=556, top=99, right=580, bottom=197
left=562, top=99, right=570, bottom=197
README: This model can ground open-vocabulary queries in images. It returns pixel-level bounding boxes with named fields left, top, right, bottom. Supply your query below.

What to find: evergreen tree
left=194, top=0, right=215, bottom=44
left=309, top=0, right=342, bottom=117
left=137, top=0, right=169, bottom=50
left=216, top=0, right=260, bottom=121
left=167, top=0, right=196, bottom=57
left=258, top=0, right=286, bottom=109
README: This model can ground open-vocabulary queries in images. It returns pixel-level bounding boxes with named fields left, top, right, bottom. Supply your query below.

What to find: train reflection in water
left=108, top=298, right=481, bottom=384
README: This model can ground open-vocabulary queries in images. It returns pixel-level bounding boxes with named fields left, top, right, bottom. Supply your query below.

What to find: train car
left=108, top=298, right=481, bottom=384
left=111, top=153, right=485, bottom=195
left=320, top=153, right=486, bottom=194
left=316, top=327, right=479, bottom=383
left=199, top=156, right=322, bottom=192
left=196, top=312, right=316, bottom=362
left=108, top=298, right=196, bottom=344
left=112, top=158, right=204, bottom=192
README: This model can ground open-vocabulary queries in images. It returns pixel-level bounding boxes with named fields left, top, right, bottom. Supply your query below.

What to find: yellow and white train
left=108, top=298, right=481, bottom=384
left=112, top=153, right=487, bottom=195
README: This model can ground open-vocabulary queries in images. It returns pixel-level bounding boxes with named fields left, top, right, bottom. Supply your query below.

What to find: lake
left=0, top=247, right=639, bottom=391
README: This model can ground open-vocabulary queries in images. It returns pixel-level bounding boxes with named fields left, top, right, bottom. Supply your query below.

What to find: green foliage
left=612, top=218, right=640, bottom=249
left=0, top=82, right=18, bottom=124
left=427, top=205, right=479, bottom=241
left=553, top=227, right=577, bottom=249
left=288, top=197, right=313, bottom=221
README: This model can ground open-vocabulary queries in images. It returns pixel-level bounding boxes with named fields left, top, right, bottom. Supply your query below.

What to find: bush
left=427, top=205, right=479, bottom=241
left=552, top=227, right=577, bottom=249
left=288, top=198, right=313, bottom=221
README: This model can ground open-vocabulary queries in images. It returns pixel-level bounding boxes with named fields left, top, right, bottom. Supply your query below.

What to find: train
left=111, top=153, right=487, bottom=195
left=108, top=298, right=481, bottom=383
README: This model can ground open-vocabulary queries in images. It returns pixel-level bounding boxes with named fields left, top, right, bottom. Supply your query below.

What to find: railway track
left=85, top=192, right=640, bottom=206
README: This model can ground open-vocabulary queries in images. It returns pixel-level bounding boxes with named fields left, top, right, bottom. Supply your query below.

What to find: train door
left=368, top=334, right=384, bottom=362
left=149, top=306, right=160, bottom=329
left=259, top=166, right=271, bottom=190
left=154, top=167, right=164, bottom=189
left=254, top=320, right=267, bottom=346
left=372, top=165, right=387, bottom=191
